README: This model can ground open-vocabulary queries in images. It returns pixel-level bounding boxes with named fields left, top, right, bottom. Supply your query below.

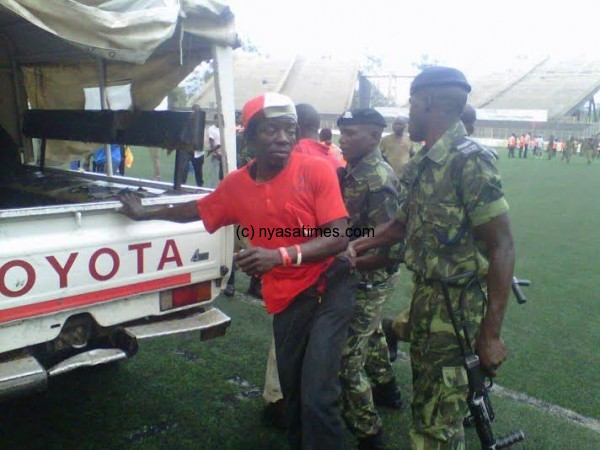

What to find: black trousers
left=176, top=152, right=204, bottom=187
left=273, top=260, right=357, bottom=450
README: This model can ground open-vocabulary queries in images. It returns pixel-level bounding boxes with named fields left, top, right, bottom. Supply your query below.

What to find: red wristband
left=278, top=247, right=292, bottom=267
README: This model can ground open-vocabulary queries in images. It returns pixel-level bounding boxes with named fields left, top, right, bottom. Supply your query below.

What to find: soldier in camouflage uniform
left=347, top=67, right=515, bottom=449
left=337, top=108, right=403, bottom=450
left=583, top=137, right=598, bottom=165
left=562, top=136, right=574, bottom=163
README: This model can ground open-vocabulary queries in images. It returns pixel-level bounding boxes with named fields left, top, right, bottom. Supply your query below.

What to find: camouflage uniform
left=397, top=121, right=509, bottom=449
left=339, top=148, right=402, bottom=439
left=562, top=138, right=574, bottom=163
left=583, top=138, right=598, bottom=165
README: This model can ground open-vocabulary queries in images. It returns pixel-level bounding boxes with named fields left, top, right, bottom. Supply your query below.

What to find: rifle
left=438, top=271, right=526, bottom=449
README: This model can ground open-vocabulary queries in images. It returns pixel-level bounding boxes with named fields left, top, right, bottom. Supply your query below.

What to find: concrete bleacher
left=478, top=58, right=600, bottom=120
left=279, top=55, right=359, bottom=115
left=190, top=51, right=359, bottom=115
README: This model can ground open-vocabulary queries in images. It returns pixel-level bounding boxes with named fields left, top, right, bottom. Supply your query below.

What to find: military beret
left=337, top=108, right=387, bottom=128
left=410, top=66, right=472, bottom=95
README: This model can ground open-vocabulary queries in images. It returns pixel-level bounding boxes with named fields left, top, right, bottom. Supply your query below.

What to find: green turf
left=2, top=151, right=599, bottom=449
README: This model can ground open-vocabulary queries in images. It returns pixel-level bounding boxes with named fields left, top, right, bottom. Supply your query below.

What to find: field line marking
left=395, top=351, right=600, bottom=435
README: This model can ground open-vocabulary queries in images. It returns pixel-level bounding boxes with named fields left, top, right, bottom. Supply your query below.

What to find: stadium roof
left=190, top=51, right=359, bottom=115
left=367, top=56, right=600, bottom=121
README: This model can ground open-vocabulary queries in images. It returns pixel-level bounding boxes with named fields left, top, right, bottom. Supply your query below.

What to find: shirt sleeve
left=461, top=154, right=510, bottom=227
left=366, top=186, right=403, bottom=262
left=394, top=171, right=410, bottom=224
left=196, top=178, right=237, bottom=233
left=307, top=158, right=348, bottom=226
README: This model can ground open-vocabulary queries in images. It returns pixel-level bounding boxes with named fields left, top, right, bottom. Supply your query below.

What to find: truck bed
left=0, top=166, right=212, bottom=210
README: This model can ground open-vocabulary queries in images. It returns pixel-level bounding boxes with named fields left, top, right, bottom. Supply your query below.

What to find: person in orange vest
left=524, top=132, right=531, bottom=158
left=552, top=139, right=559, bottom=159
left=508, top=133, right=516, bottom=158
left=518, top=134, right=525, bottom=158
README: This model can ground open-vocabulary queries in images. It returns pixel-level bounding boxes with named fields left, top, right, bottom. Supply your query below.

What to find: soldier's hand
left=118, top=192, right=147, bottom=221
left=476, top=334, right=507, bottom=378
left=235, top=247, right=281, bottom=276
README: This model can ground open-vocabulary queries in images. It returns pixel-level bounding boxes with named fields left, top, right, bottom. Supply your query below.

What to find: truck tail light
left=160, top=281, right=212, bottom=311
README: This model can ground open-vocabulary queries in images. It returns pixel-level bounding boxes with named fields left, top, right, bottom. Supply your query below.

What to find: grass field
left=3, top=150, right=599, bottom=449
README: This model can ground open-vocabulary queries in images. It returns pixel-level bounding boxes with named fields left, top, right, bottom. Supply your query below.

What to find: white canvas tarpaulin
left=0, top=0, right=236, bottom=64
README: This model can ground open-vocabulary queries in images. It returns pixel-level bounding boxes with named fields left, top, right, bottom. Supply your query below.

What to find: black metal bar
left=39, top=138, right=46, bottom=172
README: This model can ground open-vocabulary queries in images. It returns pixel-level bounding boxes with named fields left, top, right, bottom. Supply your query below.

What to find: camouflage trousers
left=409, top=278, right=485, bottom=450
left=339, top=283, right=395, bottom=438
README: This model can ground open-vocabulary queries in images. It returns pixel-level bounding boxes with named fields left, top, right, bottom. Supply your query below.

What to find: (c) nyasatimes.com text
left=235, top=225, right=375, bottom=241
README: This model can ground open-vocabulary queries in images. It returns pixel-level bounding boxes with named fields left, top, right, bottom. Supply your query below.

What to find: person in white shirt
left=204, top=114, right=223, bottom=188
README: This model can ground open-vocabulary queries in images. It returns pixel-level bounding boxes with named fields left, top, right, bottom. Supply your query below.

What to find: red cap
left=241, top=93, right=297, bottom=128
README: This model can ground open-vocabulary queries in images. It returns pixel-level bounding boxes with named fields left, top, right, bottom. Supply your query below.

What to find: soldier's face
left=339, top=124, right=381, bottom=164
left=408, top=92, right=428, bottom=143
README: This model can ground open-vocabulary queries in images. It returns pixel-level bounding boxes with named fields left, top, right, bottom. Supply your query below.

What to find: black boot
left=358, top=428, right=387, bottom=450
left=372, top=379, right=402, bottom=410
left=381, top=318, right=398, bottom=362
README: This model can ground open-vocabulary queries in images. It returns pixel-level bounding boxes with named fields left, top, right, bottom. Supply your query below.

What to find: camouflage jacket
left=397, top=121, right=509, bottom=281
left=342, top=148, right=402, bottom=284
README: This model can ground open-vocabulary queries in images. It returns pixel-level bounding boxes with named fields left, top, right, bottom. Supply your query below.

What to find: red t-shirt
left=294, top=138, right=344, bottom=170
left=197, top=152, right=348, bottom=314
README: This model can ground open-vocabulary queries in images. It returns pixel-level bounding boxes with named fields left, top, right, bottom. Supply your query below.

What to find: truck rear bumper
left=0, top=307, right=231, bottom=400
left=124, top=307, right=231, bottom=340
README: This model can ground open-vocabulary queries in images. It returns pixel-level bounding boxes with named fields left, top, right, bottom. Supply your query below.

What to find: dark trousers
left=176, top=151, right=204, bottom=187
left=191, top=155, right=204, bottom=186
left=273, top=264, right=357, bottom=450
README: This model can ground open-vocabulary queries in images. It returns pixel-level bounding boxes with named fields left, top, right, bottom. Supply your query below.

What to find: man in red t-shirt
left=119, top=93, right=356, bottom=450
left=294, top=103, right=344, bottom=170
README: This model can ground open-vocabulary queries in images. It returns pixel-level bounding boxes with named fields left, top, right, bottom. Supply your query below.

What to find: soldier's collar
left=425, top=121, right=467, bottom=164
left=347, top=148, right=383, bottom=180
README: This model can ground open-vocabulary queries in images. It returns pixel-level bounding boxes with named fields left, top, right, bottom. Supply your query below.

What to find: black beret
left=337, top=108, right=387, bottom=128
left=410, top=66, right=472, bottom=95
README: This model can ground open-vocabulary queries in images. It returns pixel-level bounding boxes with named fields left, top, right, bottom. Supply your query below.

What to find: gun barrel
left=495, top=429, right=525, bottom=448
left=511, top=277, right=527, bottom=304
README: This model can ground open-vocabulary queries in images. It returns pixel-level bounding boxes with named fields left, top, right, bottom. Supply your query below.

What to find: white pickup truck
left=0, top=0, right=238, bottom=398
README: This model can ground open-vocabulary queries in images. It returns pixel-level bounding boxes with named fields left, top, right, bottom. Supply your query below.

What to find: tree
left=168, top=86, right=187, bottom=108
left=412, top=53, right=439, bottom=71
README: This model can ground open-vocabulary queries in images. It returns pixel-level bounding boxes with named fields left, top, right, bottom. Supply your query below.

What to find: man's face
left=338, top=124, right=380, bottom=163
left=408, top=92, right=428, bottom=143
left=392, top=120, right=406, bottom=135
left=463, top=120, right=475, bottom=137
left=252, top=117, right=297, bottom=168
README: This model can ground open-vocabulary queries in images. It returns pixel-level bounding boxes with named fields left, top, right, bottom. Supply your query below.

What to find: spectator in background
left=93, top=144, right=121, bottom=174
left=148, top=147, right=161, bottom=180
left=204, top=114, right=223, bottom=188
left=536, top=135, right=544, bottom=158
left=460, top=104, right=477, bottom=136
left=524, top=131, right=531, bottom=159
left=319, top=127, right=345, bottom=166
left=189, top=104, right=205, bottom=186
left=518, top=133, right=525, bottom=158
left=379, top=117, right=414, bottom=178
left=294, top=104, right=343, bottom=170
left=508, top=133, right=517, bottom=158
left=547, top=135, right=556, bottom=159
